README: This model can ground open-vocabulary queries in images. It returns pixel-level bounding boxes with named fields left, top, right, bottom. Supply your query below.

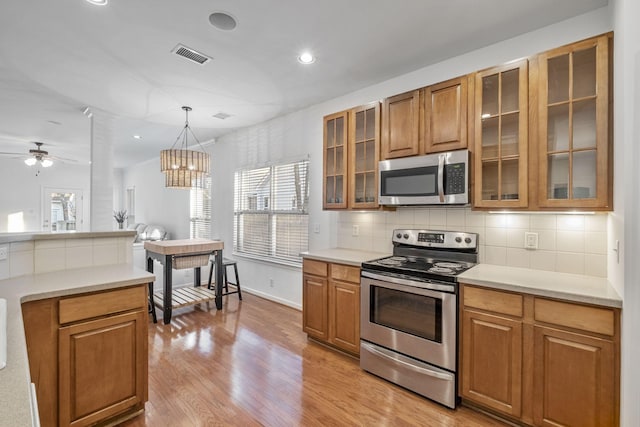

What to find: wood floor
left=121, top=292, right=507, bottom=427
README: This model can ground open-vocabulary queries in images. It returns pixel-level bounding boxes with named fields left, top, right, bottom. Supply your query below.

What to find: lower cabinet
left=302, top=259, right=361, bottom=356
left=22, top=284, right=149, bottom=427
left=460, top=284, right=619, bottom=427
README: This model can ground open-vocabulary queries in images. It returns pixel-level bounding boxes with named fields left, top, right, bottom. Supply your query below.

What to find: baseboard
left=241, top=287, right=302, bottom=311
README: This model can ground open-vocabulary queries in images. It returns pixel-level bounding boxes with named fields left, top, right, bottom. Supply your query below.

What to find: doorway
left=43, top=188, right=83, bottom=232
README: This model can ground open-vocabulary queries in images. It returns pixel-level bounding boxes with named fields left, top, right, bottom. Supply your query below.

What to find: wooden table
left=144, top=239, right=224, bottom=324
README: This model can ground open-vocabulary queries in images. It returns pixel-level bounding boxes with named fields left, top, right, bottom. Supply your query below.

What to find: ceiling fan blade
left=0, top=151, right=24, bottom=157
left=48, top=155, right=78, bottom=163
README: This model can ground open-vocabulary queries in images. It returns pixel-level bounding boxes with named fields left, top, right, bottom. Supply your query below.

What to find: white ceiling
left=0, top=0, right=607, bottom=168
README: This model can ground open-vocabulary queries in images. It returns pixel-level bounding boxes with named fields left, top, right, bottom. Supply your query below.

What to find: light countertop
left=458, top=264, right=622, bottom=308
left=0, top=263, right=155, bottom=427
left=300, top=248, right=390, bottom=267
left=0, top=230, right=136, bottom=244
left=301, top=248, right=622, bottom=309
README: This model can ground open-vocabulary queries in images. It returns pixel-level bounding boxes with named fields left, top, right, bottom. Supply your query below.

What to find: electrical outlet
left=0, top=247, right=6, bottom=260
left=269, top=278, right=274, bottom=288
left=352, top=225, right=359, bottom=237
left=524, top=232, right=538, bottom=250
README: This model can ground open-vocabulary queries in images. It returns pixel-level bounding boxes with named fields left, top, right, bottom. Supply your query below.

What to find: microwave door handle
left=438, top=154, right=445, bottom=202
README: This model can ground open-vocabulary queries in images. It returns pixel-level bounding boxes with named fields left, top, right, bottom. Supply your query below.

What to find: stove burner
left=377, top=256, right=407, bottom=266
left=434, top=262, right=463, bottom=270
left=429, top=266, right=454, bottom=274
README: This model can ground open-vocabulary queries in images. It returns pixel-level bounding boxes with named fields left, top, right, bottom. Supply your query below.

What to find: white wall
left=611, top=0, right=640, bottom=424
left=0, top=157, right=90, bottom=233
left=121, top=157, right=190, bottom=240
left=209, top=7, right=613, bottom=308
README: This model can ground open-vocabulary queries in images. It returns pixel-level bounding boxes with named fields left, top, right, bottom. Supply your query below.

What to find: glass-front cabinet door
left=537, top=34, right=611, bottom=209
left=474, top=60, right=529, bottom=208
left=323, top=111, right=348, bottom=209
left=349, top=102, right=380, bottom=209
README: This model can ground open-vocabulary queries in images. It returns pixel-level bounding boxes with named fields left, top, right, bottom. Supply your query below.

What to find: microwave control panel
left=444, top=163, right=466, bottom=195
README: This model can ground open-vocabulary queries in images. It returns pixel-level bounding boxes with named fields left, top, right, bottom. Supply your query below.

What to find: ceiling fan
left=0, top=141, right=77, bottom=168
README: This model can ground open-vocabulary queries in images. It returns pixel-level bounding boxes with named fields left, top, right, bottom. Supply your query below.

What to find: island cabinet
left=460, top=284, right=620, bottom=426
left=22, top=284, right=148, bottom=427
left=302, top=259, right=360, bottom=355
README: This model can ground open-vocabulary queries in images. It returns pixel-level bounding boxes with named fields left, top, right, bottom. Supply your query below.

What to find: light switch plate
left=524, top=232, right=538, bottom=250
left=0, top=247, right=6, bottom=260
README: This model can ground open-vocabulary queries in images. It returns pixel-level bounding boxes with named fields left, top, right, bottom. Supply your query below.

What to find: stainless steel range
left=360, top=229, right=478, bottom=409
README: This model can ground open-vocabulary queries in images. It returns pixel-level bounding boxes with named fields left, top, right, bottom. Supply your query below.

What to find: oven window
left=370, top=286, right=442, bottom=342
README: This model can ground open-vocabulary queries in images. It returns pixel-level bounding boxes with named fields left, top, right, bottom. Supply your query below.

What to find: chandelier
left=160, top=106, right=210, bottom=188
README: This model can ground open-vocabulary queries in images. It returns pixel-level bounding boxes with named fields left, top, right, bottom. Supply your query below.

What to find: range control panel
left=392, top=229, right=478, bottom=249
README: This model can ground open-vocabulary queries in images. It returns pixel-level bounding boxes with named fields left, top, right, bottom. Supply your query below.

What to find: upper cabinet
left=536, top=34, right=612, bottom=209
left=424, top=76, right=470, bottom=153
left=473, top=60, right=529, bottom=208
left=323, top=32, right=613, bottom=212
left=381, top=90, right=421, bottom=159
left=323, top=111, right=348, bottom=209
left=349, top=102, right=380, bottom=209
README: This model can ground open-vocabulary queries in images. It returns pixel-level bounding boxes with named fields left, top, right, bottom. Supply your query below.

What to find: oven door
left=360, top=272, right=457, bottom=372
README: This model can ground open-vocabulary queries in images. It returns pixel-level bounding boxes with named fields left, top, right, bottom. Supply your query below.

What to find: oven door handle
left=361, top=271, right=455, bottom=293
left=362, top=342, right=452, bottom=380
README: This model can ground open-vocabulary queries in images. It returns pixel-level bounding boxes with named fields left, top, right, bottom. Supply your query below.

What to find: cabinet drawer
left=303, top=259, right=328, bottom=277
left=59, top=285, right=147, bottom=324
left=330, top=264, right=360, bottom=284
left=534, top=298, right=615, bottom=336
left=463, top=286, right=523, bottom=317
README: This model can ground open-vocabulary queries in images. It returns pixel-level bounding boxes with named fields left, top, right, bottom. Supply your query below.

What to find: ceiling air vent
left=171, top=44, right=211, bottom=65
left=212, top=112, right=232, bottom=120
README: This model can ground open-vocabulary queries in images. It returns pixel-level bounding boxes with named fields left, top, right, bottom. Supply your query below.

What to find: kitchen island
left=0, top=230, right=153, bottom=426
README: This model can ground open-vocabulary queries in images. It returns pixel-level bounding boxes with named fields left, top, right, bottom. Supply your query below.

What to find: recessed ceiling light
left=133, top=135, right=142, bottom=139
left=209, top=12, right=237, bottom=31
left=298, top=52, right=315, bottom=65
left=86, top=0, right=108, bottom=5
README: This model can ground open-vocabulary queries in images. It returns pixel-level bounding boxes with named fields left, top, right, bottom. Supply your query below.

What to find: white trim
left=241, top=287, right=301, bottom=311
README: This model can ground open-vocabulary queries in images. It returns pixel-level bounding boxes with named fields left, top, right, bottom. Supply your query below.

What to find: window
left=190, top=176, right=211, bottom=239
left=234, top=159, right=309, bottom=264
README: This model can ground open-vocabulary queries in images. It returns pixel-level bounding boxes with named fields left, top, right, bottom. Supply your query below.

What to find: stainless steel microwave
left=378, top=150, right=469, bottom=206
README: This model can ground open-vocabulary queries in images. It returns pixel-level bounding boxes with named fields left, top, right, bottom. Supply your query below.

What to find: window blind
left=233, top=159, right=309, bottom=264
left=190, top=175, right=211, bottom=239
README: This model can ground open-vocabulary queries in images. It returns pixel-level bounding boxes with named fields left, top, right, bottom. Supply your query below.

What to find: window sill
left=231, top=252, right=302, bottom=270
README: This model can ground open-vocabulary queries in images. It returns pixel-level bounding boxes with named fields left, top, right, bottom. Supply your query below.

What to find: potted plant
left=113, top=210, right=127, bottom=229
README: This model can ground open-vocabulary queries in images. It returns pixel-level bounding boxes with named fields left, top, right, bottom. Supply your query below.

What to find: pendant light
left=160, top=106, right=210, bottom=188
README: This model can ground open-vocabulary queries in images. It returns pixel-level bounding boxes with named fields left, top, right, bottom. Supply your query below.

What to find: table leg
left=215, top=250, right=223, bottom=310
left=194, top=267, right=201, bottom=287
left=163, top=255, right=173, bottom=324
left=146, top=255, right=157, bottom=323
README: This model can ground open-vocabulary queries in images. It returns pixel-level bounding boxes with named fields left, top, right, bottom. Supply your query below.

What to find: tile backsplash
left=0, top=236, right=133, bottom=281
left=336, top=207, right=608, bottom=277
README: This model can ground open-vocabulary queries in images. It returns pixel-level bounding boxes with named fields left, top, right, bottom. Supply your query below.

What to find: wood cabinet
left=461, top=287, right=523, bottom=418
left=460, top=284, right=620, bottom=426
left=473, top=60, right=529, bottom=208
left=424, top=76, right=470, bottom=153
left=349, top=102, right=380, bottom=209
left=22, top=285, right=149, bottom=427
left=302, top=259, right=361, bottom=355
left=381, top=90, right=421, bottom=159
left=323, top=103, right=381, bottom=210
left=323, top=111, right=349, bottom=209
left=536, top=33, right=612, bottom=209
